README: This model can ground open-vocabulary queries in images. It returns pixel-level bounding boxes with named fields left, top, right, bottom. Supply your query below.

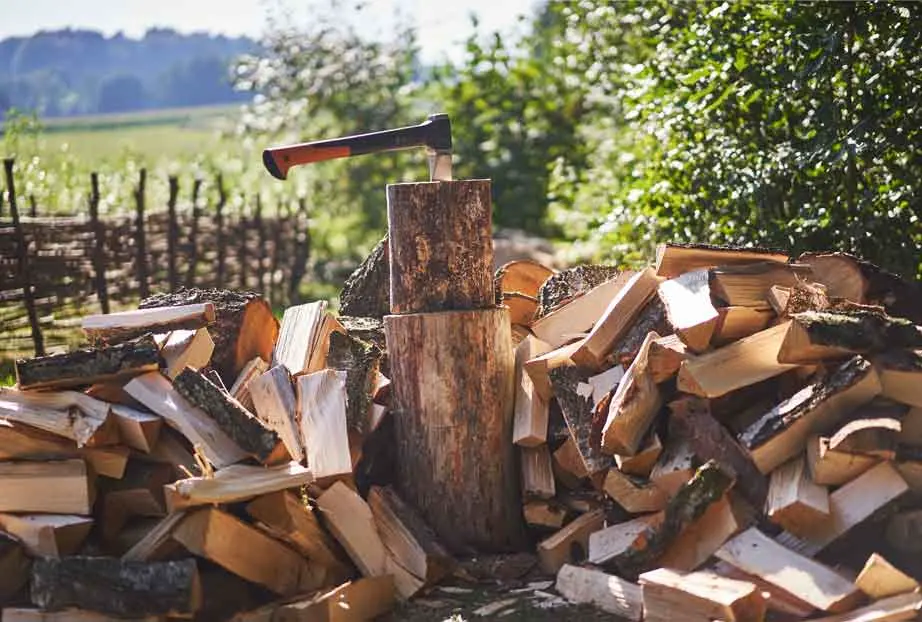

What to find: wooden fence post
left=28, top=194, right=37, bottom=218
left=88, top=172, right=109, bottom=315
left=215, top=173, right=227, bottom=288
left=288, top=197, right=310, bottom=304
left=270, top=199, right=285, bottom=306
left=134, top=168, right=150, bottom=299
left=185, top=177, right=203, bottom=287
left=255, top=193, right=266, bottom=296
left=238, top=194, right=248, bottom=291
left=167, top=176, right=179, bottom=291
left=4, top=158, right=45, bottom=356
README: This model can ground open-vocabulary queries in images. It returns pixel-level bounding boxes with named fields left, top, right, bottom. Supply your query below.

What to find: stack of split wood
left=1, top=287, right=453, bottom=621
left=502, top=245, right=922, bottom=621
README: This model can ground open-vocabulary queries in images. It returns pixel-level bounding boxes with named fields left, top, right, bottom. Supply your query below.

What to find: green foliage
left=547, top=1, right=922, bottom=278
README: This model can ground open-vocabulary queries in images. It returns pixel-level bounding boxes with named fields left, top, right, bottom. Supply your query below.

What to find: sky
left=0, top=0, right=540, bottom=63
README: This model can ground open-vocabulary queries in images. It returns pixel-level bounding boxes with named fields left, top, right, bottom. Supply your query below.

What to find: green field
left=36, top=105, right=239, bottom=161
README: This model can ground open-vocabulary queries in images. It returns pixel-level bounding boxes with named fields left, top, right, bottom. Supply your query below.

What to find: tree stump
left=384, top=179, right=525, bottom=553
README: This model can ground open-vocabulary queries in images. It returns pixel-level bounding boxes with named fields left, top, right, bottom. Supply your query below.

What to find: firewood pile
left=0, top=243, right=920, bottom=621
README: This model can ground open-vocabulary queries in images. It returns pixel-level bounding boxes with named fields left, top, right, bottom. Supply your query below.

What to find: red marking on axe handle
left=263, top=144, right=351, bottom=180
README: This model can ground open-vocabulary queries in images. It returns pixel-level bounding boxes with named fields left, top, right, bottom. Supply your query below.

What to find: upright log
left=3, top=158, right=44, bottom=356
left=88, top=172, right=109, bottom=314
left=134, top=168, right=150, bottom=299
left=167, top=176, right=180, bottom=291
left=386, top=180, right=493, bottom=314
left=384, top=179, right=524, bottom=554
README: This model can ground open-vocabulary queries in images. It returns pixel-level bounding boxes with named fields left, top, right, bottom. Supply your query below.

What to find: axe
left=262, top=113, right=452, bottom=182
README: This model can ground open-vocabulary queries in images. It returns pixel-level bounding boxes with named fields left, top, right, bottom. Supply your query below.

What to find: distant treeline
left=0, top=28, right=258, bottom=117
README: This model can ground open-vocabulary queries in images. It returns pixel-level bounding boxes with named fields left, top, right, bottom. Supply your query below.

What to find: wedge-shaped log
left=608, top=297, right=673, bottom=369
left=315, top=481, right=424, bottom=600
left=765, top=456, right=829, bottom=536
left=601, top=331, right=662, bottom=456
left=739, top=356, right=880, bottom=473
left=649, top=437, right=696, bottom=496
left=110, top=404, right=161, bottom=453
left=855, top=553, right=919, bottom=600
left=778, top=310, right=922, bottom=364
left=678, top=322, right=800, bottom=399
left=532, top=271, right=638, bottom=349
left=0, top=514, right=92, bottom=558
left=657, top=494, right=743, bottom=572
left=875, top=350, right=922, bottom=408
left=297, top=369, right=352, bottom=480
left=658, top=269, right=720, bottom=353
left=227, top=356, right=268, bottom=412
left=555, top=564, right=643, bottom=621
left=523, top=500, right=567, bottom=530
left=602, top=468, right=667, bottom=514
left=0, top=459, right=93, bottom=514
left=15, top=335, right=161, bottom=391
left=570, top=268, right=660, bottom=370
left=165, top=462, right=312, bottom=512
left=647, top=334, right=688, bottom=383
left=513, top=336, right=552, bottom=446
left=616, top=432, right=662, bottom=477
left=828, top=400, right=903, bottom=459
left=588, top=514, right=662, bottom=566
left=235, top=576, right=396, bottom=622
left=274, top=301, right=345, bottom=376
left=655, top=243, right=788, bottom=279
left=173, top=367, right=286, bottom=464
left=0, top=532, right=29, bottom=603
left=139, top=289, right=278, bottom=384
left=248, top=365, right=303, bottom=462
left=807, top=434, right=880, bottom=486
left=83, top=303, right=215, bottom=345
left=639, top=567, right=766, bottom=622
left=125, top=371, right=246, bottom=468
left=172, top=507, right=321, bottom=596
left=775, top=461, right=908, bottom=557
left=537, top=509, right=605, bottom=574
left=368, top=486, right=454, bottom=586
left=710, top=261, right=811, bottom=308
left=552, top=436, right=589, bottom=489
left=550, top=366, right=610, bottom=474
left=0, top=390, right=113, bottom=447
left=521, top=445, right=556, bottom=500
left=807, top=591, right=922, bottom=622
left=524, top=338, right=583, bottom=402
left=30, top=557, right=199, bottom=618
left=246, top=491, right=352, bottom=586
left=159, top=328, right=214, bottom=379
left=716, top=528, right=862, bottom=613
left=607, top=461, right=734, bottom=578
left=669, top=396, right=768, bottom=509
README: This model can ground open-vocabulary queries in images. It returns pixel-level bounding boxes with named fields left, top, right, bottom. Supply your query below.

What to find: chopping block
left=383, top=179, right=527, bottom=554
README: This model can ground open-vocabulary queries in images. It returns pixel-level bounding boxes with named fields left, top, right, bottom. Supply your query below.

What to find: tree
left=97, top=74, right=147, bottom=113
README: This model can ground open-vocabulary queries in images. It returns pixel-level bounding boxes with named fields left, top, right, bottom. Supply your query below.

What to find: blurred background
left=1, top=0, right=920, bottom=285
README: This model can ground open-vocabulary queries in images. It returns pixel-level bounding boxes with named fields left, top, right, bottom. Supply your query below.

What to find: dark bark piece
left=339, top=235, right=391, bottom=318
left=549, top=366, right=611, bottom=475
left=384, top=308, right=526, bottom=554
left=669, top=396, right=768, bottom=509
left=139, top=287, right=279, bottom=384
left=15, top=335, right=161, bottom=390
left=784, top=310, right=922, bottom=361
left=535, top=264, right=620, bottom=319
left=30, top=557, right=199, bottom=617
left=0, top=531, right=30, bottom=603
left=173, top=368, right=282, bottom=464
left=608, top=460, right=735, bottom=578
left=327, top=331, right=382, bottom=436
left=608, top=297, right=671, bottom=368
left=84, top=304, right=216, bottom=346
left=387, top=181, right=494, bottom=314
left=339, top=316, right=388, bottom=376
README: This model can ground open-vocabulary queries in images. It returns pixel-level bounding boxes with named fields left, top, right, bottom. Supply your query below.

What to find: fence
left=1, top=158, right=312, bottom=357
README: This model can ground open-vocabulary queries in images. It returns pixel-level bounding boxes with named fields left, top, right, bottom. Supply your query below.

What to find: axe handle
left=263, top=121, right=433, bottom=180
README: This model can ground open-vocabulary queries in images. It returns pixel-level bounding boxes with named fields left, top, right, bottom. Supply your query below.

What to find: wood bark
left=173, top=368, right=283, bottom=464
left=30, top=557, right=199, bottom=617
left=549, top=365, right=609, bottom=474
left=535, top=264, right=620, bottom=318
left=384, top=308, right=525, bottom=553
left=327, top=331, right=382, bottom=436
left=779, top=310, right=922, bottom=363
left=139, top=288, right=278, bottom=384
left=83, top=303, right=216, bottom=346
left=386, top=180, right=494, bottom=314
left=340, top=234, right=391, bottom=318
left=15, top=335, right=160, bottom=390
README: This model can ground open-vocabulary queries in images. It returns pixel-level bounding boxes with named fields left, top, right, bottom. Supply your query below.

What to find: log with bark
left=15, top=335, right=161, bottom=391
left=139, top=288, right=278, bottom=384
left=83, top=303, right=215, bottom=346
left=339, top=234, right=391, bottom=318
left=326, top=330, right=382, bottom=436
left=778, top=310, right=922, bottom=364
